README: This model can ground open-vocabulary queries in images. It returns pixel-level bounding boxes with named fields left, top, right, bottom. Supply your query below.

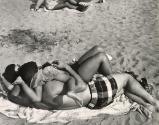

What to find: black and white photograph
left=0, top=0, right=159, bottom=125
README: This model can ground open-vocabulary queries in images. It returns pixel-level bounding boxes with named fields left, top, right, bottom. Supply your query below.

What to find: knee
left=123, top=73, right=133, bottom=80
left=96, top=52, right=106, bottom=60
left=96, top=52, right=111, bottom=63
left=93, top=45, right=105, bottom=53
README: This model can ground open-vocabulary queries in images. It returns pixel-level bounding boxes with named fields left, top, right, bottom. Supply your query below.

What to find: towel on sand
left=0, top=55, right=153, bottom=123
left=0, top=94, right=139, bottom=124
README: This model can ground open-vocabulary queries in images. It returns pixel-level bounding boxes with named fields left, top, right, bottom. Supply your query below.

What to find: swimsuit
left=87, top=74, right=118, bottom=109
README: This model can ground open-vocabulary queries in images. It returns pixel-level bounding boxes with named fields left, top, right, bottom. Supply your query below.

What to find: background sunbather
left=32, top=0, right=89, bottom=12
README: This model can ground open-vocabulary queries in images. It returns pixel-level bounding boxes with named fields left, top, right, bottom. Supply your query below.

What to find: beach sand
left=0, top=0, right=159, bottom=124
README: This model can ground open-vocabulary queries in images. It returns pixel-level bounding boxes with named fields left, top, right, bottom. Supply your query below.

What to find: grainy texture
left=0, top=0, right=159, bottom=124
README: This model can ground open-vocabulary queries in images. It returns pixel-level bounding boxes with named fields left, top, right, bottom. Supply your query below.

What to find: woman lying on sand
left=32, top=0, right=89, bottom=12
left=1, top=46, right=159, bottom=112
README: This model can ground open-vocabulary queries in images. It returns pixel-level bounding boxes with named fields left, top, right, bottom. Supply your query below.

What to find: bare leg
left=77, top=52, right=112, bottom=82
left=112, top=73, right=159, bottom=111
left=125, top=75, right=155, bottom=105
left=125, top=92, right=149, bottom=107
left=125, top=92, right=155, bottom=112
left=77, top=45, right=105, bottom=65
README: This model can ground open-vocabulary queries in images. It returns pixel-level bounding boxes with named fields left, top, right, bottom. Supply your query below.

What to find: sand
left=0, top=0, right=159, bottom=125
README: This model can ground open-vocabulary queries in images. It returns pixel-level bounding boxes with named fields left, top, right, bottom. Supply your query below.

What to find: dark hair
left=40, top=62, right=52, bottom=70
left=18, top=61, right=38, bottom=86
left=2, top=64, right=19, bottom=83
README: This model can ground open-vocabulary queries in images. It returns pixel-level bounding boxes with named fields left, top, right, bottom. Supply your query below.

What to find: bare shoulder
left=43, top=80, right=65, bottom=96
left=54, top=70, right=70, bottom=82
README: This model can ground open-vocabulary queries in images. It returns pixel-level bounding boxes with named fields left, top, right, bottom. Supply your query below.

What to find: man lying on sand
left=31, top=0, right=89, bottom=12
left=1, top=46, right=159, bottom=113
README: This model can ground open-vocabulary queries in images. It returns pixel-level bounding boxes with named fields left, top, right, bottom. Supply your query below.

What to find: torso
left=42, top=81, right=91, bottom=109
left=41, top=70, right=91, bottom=109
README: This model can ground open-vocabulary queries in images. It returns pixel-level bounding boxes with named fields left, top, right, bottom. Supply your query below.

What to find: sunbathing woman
left=1, top=46, right=159, bottom=112
left=32, top=0, right=89, bottom=12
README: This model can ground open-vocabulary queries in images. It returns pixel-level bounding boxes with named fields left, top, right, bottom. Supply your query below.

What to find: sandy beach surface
left=0, top=0, right=159, bottom=125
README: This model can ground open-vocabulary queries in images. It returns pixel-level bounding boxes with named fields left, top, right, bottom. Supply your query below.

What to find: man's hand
left=52, top=60, right=68, bottom=70
left=13, top=77, right=24, bottom=85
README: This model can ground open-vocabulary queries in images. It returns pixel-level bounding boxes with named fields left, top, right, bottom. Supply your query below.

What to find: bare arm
left=0, top=74, right=24, bottom=98
left=20, top=81, right=42, bottom=102
left=1, top=75, right=50, bottom=109
left=8, top=90, right=52, bottom=110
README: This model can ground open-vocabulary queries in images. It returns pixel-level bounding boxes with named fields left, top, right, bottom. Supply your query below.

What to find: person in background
left=31, top=0, right=89, bottom=12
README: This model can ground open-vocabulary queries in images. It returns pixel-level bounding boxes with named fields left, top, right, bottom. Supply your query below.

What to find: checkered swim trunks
left=87, top=74, right=118, bottom=109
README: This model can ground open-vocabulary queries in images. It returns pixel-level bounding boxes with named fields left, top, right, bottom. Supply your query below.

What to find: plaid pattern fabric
left=87, top=74, right=118, bottom=109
